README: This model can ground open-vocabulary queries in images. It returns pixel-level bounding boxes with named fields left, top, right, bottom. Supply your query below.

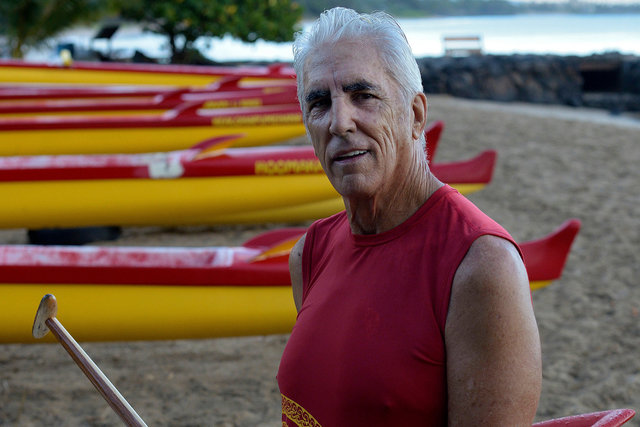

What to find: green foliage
left=295, top=0, right=640, bottom=18
left=111, top=0, right=303, bottom=63
left=296, top=0, right=517, bottom=17
left=0, top=0, right=106, bottom=58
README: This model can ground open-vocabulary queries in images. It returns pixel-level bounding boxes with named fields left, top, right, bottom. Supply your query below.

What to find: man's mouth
left=334, top=150, right=368, bottom=162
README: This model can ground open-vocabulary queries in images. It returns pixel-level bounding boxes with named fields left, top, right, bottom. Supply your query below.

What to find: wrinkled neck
left=345, top=147, right=442, bottom=235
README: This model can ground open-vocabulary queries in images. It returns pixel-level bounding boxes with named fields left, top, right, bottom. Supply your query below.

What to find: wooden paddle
left=32, top=294, right=147, bottom=427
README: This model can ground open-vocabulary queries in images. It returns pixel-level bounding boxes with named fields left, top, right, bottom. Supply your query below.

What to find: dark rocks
left=417, top=53, right=640, bottom=112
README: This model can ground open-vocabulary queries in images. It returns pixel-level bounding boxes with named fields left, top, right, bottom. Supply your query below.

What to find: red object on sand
left=425, top=119, right=443, bottom=162
left=521, top=218, right=582, bottom=283
left=532, top=408, right=635, bottom=427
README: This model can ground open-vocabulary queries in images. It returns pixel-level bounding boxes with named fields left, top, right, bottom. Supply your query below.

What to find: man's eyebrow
left=304, top=80, right=379, bottom=104
left=305, top=89, right=329, bottom=104
left=343, top=80, right=379, bottom=93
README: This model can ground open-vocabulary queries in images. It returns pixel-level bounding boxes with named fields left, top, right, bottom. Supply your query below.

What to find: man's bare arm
left=445, top=235, right=541, bottom=426
left=289, top=234, right=306, bottom=312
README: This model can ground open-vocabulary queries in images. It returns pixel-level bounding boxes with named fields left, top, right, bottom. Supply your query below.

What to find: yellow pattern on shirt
left=281, top=393, right=322, bottom=427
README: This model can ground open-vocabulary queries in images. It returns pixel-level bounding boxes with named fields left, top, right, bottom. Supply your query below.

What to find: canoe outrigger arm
left=32, top=294, right=147, bottom=427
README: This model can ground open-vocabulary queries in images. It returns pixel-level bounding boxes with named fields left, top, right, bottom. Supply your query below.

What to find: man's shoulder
left=438, top=187, right=512, bottom=242
left=413, top=186, right=511, bottom=247
left=454, top=234, right=527, bottom=295
left=309, top=210, right=348, bottom=236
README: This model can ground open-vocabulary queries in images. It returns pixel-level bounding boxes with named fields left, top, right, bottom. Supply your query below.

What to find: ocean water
left=28, top=13, right=640, bottom=62
left=401, top=13, right=640, bottom=57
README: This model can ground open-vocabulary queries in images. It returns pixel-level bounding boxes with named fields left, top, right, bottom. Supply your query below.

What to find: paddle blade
left=32, top=294, right=58, bottom=339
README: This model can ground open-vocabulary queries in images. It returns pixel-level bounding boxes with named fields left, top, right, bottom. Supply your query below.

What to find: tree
left=112, top=0, right=303, bottom=63
left=0, top=0, right=106, bottom=58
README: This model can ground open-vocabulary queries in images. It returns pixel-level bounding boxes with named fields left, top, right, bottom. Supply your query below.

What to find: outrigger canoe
left=533, top=409, right=635, bottom=427
left=0, top=59, right=295, bottom=87
left=0, top=132, right=489, bottom=229
left=0, top=103, right=305, bottom=155
left=0, top=82, right=298, bottom=117
left=0, top=76, right=294, bottom=102
left=0, top=218, right=581, bottom=343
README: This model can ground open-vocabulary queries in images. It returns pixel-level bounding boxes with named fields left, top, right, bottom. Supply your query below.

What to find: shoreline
left=426, top=95, right=640, bottom=129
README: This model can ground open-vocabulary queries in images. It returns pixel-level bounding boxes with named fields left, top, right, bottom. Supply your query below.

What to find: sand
left=0, top=95, right=639, bottom=426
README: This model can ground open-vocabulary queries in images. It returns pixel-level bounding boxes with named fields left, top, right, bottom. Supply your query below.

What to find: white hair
left=292, top=7, right=426, bottom=148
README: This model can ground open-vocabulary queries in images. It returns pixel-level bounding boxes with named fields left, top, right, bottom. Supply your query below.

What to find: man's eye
left=309, top=99, right=329, bottom=111
left=355, top=93, right=374, bottom=101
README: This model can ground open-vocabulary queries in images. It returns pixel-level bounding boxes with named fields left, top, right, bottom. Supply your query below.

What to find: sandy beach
left=0, top=94, right=639, bottom=426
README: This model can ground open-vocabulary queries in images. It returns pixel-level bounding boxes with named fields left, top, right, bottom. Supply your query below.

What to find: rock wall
left=416, top=53, right=640, bottom=111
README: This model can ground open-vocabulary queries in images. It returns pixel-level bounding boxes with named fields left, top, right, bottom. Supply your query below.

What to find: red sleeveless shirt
left=278, top=185, right=518, bottom=426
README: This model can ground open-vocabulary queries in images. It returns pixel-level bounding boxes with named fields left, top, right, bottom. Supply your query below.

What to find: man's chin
left=333, top=181, right=376, bottom=201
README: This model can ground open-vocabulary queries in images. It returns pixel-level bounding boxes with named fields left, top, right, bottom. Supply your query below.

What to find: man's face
left=301, top=39, right=415, bottom=200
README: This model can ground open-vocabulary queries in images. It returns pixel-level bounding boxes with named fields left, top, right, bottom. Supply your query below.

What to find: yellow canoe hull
left=0, top=176, right=484, bottom=229
left=0, top=123, right=306, bottom=155
left=0, top=67, right=276, bottom=87
left=0, top=174, right=336, bottom=229
left=5, top=284, right=297, bottom=343
left=204, top=183, right=486, bottom=224
left=0, top=109, right=168, bottom=118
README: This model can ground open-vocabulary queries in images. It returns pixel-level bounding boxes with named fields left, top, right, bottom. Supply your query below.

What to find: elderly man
left=278, top=7, right=541, bottom=426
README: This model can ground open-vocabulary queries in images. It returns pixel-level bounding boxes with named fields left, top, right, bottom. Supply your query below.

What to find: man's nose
left=329, top=97, right=356, bottom=136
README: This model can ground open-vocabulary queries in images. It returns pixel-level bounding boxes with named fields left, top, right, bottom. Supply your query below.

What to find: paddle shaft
left=45, top=317, right=147, bottom=427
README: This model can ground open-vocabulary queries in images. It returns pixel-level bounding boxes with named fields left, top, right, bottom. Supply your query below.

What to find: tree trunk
left=170, top=38, right=195, bottom=64
left=11, top=40, right=24, bottom=58
left=167, top=31, right=181, bottom=63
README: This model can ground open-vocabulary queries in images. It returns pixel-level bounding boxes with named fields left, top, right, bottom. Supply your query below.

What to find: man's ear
left=411, top=92, right=428, bottom=140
